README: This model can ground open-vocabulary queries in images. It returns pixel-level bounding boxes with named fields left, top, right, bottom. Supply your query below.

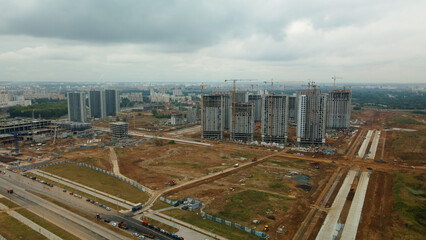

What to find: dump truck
left=169, top=180, right=177, bottom=186
left=132, top=203, right=143, bottom=212
left=118, top=222, right=128, bottom=229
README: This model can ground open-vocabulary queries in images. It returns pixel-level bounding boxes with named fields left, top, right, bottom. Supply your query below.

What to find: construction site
left=1, top=104, right=425, bottom=239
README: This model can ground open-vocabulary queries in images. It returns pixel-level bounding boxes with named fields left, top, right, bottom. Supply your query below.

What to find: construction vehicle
left=141, top=233, right=154, bottom=238
left=168, top=180, right=177, bottom=186
left=264, top=225, right=269, bottom=232
left=118, top=222, right=128, bottom=230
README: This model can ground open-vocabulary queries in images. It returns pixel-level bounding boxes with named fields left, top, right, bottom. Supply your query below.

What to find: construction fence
left=21, top=160, right=146, bottom=192
left=160, top=197, right=268, bottom=239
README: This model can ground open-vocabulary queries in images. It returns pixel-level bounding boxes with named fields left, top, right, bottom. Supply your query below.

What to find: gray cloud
left=0, top=0, right=425, bottom=83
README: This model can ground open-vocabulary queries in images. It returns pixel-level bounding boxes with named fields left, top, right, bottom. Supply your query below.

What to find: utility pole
left=200, top=83, right=208, bottom=139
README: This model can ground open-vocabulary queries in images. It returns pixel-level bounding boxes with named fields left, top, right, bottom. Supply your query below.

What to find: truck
left=118, top=222, right=128, bottom=230
left=132, top=203, right=143, bottom=212
left=7, top=188, right=13, bottom=194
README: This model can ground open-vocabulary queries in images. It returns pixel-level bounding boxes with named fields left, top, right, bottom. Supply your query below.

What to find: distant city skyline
left=0, top=0, right=425, bottom=83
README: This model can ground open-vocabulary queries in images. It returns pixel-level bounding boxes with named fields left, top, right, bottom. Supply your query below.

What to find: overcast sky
left=0, top=0, right=425, bottom=84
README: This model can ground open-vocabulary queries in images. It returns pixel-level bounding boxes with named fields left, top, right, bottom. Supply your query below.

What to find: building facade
left=296, top=89, right=327, bottom=145
left=248, top=94, right=262, bottom=123
left=261, top=95, right=289, bottom=143
left=67, top=92, right=87, bottom=122
left=230, top=103, right=254, bottom=142
left=105, top=90, right=120, bottom=116
left=186, top=107, right=197, bottom=124
left=171, top=113, right=184, bottom=126
left=89, top=90, right=106, bottom=119
left=288, top=95, right=297, bottom=123
left=202, top=94, right=225, bottom=140
left=326, top=90, right=352, bottom=129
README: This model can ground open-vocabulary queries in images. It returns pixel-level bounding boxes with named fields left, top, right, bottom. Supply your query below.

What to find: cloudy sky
left=0, top=0, right=425, bottom=83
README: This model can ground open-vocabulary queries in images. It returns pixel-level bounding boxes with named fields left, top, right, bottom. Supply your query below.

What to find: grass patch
left=217, top=190, right=292, bottom=222
left=151, top=200, right=172, bottom=210
left=270, top=158, right=307, bottom=169
left=171, top=162, right=203, bottom=168
left=392, top=130, right=426, bottom=162
left=140, top=216, right=178, bottom=233
left=14, top=208, right=80, bottom=240
left=29, top=191, right=136, bottom=239
left=163, top=209, right=260, bottom=240
left=0, top=212, right=47, bottom=240
left=392, top=172, right=426, bottom=239
left=411, top=110, right=426, bottom=115
left=0, top=197, right=19, bottom=208
left=389, top=117, right=423, bottom=127
left=268, top=180, right=290, bottom=193
left=25, top=172, right=125, bottom=210
left=42, top=162, right=149, bottom=203
left=231, top=152, right=258, bottom=160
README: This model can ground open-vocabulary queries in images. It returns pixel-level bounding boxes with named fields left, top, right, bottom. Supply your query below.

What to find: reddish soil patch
left=357, top=171, right=393, bottom=239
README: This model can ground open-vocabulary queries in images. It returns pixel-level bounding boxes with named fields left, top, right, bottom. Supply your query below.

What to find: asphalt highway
left=0, top=171, right=176, bottom=240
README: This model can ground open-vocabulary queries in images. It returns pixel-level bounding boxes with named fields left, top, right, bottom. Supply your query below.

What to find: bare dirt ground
left=59, top=147, right=112, bottom=171
left=164, top=157, right=338, bottom=239
left=115, top=140, right=268, bottom=190
left=357, top=171, right=394, bottom=240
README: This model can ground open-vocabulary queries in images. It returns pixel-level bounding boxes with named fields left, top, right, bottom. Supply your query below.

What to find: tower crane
left=332, top=75, right=343, bottom=89
left=200, top=83, right=209, bottom=139
left=224, top=79, right=256, bottom=130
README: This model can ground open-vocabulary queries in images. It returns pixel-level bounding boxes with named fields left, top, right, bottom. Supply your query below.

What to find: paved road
left=141, top=212, right=219, bottom=240
left=0, top=202, right=63, bottom=240
left=95, top=127, right=212, bottom=146
left=0, top=175, right=127, bottom=240
left=1, top=171, right=176, bottom=240
left=316, top=170, right=357, bottom=240
left=340, top=172, right=370, bottom=240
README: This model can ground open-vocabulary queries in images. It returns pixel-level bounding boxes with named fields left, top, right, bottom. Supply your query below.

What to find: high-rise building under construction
left=248, top=94, right=262, bottom=123
left=230, top=102, right=254, bottom=142
left=296, top=89, right=327, bottom=145
left=202, top=94, right=226, bottom=139
left=261, top=95, right=289, bottom=143
left=326, top=90, right=351, bottom=129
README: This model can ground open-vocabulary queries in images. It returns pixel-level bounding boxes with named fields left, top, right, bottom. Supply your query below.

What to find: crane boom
left=332, top=75, right=343, bottom=89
